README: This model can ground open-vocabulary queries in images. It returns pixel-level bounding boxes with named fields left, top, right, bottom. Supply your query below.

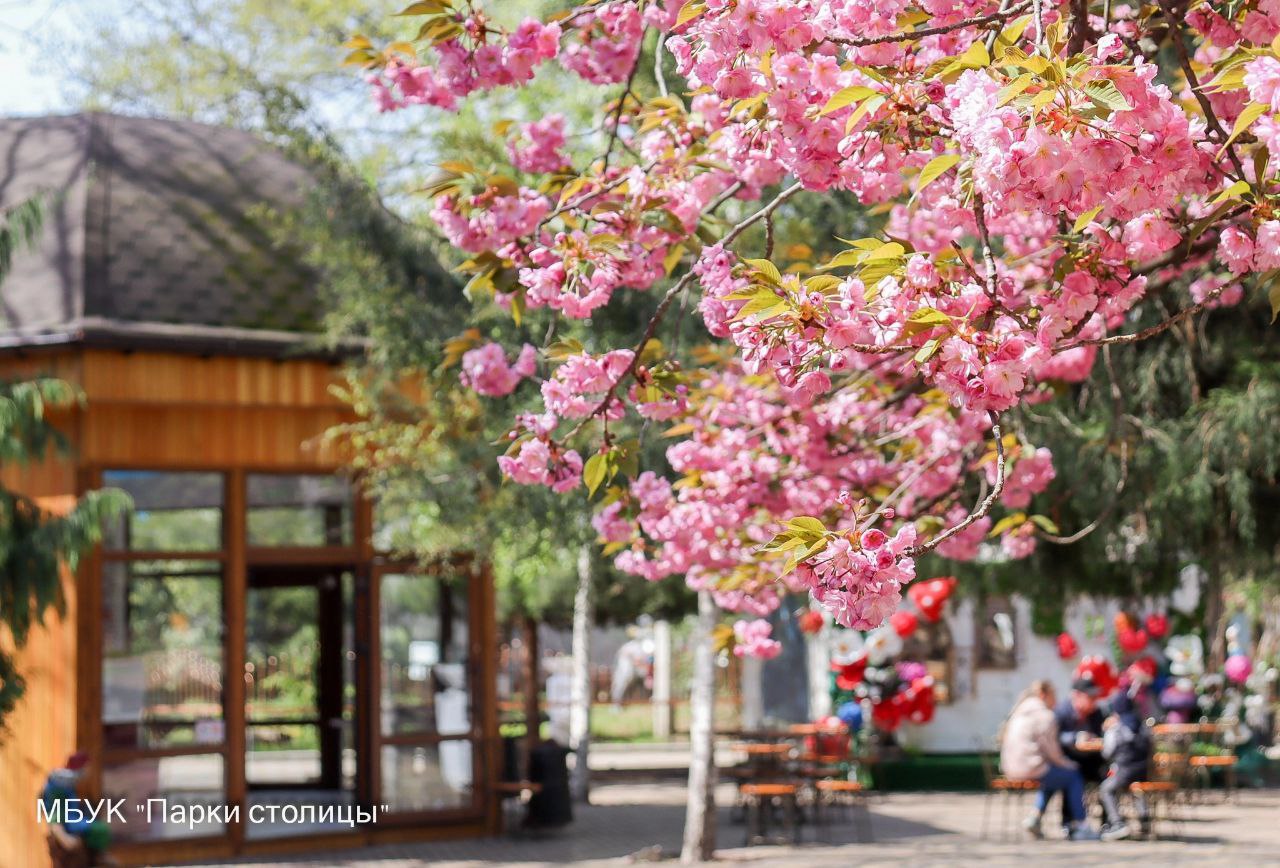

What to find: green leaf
left=819, top=85, right=879, bottom=116
left=675, top=0, right=706, bottom=27
left=1029, top=514, right=1060, bottom=534
left=997, top=73, right=1035, bottom=107
left=395, top=0, right=449, bottom=16
left=915, top=154, right=961, bottom=196
left=1210, top=179, right=1252, bottom=204
left=785, top=516, right=827, bottom=536
left=1072, top=204, right=1105, bottom=234
left=988, top=512, right=1028, bottom=538
left=1084, top=80, right=1132, bottom=112
left=1219, top=102, right=1267, bottom=156
left=584, top=452, right=609, bottom=497
left=744, top=257, right=783, bottom=285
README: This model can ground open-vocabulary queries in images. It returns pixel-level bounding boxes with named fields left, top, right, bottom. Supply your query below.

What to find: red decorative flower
left=1117, top=628, right=1149, bottom=654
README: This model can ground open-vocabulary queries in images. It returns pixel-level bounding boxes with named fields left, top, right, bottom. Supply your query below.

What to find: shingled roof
left=0, top=112, right=356, bottom=357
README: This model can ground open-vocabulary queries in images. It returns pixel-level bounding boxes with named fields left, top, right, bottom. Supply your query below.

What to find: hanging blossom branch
left=905, top=412, right=1007, bottom=557
left=563, top=181, right=805, bottom=441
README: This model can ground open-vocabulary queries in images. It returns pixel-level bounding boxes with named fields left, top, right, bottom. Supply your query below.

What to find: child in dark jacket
left=1099, top=690, right=1151, bottom=840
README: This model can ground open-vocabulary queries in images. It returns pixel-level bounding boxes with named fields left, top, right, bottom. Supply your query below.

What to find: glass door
left=244, top=567, right=358, bottom=838
left=372, top=565, right=481, bottom=818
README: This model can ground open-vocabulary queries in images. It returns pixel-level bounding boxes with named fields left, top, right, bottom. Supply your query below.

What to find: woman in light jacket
left=999, top=679, right=1098, bottom=840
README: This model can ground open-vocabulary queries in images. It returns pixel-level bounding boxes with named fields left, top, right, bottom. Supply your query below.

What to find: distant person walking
left=1000, top=679, right=1098, bottom=840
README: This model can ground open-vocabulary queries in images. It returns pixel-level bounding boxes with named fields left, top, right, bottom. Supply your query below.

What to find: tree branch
left=1056, top=282, right=1227, bottom=351
left=562, top=182, right=805, bottom=440
left=829, top=0, right=1032, bottom=47
left=905, top=412, right=1006, bottom=557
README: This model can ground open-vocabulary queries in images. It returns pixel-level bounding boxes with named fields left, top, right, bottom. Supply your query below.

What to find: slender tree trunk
left=806, top=621, right=832, bottom=721
left=681, top=590, right=718, bottom=864
left=569, top=542, right=595, bottom=803
left=652, top=619, right=673, bottom=739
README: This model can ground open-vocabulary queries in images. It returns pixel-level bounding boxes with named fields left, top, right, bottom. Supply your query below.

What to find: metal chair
left=813, top=778, right=873, bottom=842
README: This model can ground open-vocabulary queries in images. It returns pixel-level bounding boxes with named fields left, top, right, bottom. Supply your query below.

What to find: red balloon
left=890, top=610, right=919, bottom=638
left=1117, top=628, right=1149, bottom=654
left=1144, top=613, right=1169, bottom=640
left=1056, top=632, right=1079, bottom=659
left=908, top=577, right=957, bottom=622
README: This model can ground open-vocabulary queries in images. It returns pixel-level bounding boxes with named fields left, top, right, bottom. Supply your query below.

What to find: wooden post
left=651, top=620, right=673, bottom=740
left=225, top=469, right=247, bottom=849
left=522, top=615, right=541, bottom=759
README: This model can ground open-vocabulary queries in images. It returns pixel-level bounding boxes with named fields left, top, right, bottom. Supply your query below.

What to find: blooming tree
left=350, top=0, right=1280, bottom=653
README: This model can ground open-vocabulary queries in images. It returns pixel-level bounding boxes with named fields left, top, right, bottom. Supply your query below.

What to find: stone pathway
left=183, top=783, right=1280, bottom=867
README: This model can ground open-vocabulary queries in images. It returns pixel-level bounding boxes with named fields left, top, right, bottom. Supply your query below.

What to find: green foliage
left=0, top=195, right=46, bottom=284
left=0, top=380, right=130, bottom=724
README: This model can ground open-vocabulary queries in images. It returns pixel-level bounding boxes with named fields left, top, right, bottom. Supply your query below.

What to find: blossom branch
left=904, top=412, right=1006, bottom=557
left=829, top=0, right=1032, bottom=47
left=562, top=181, right=805, bottom=440
left=1057, top=282, right=1228, bottom=350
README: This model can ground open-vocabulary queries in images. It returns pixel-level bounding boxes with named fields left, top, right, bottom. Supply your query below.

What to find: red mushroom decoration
left=889, top=609, right=919, bottom=638
left=908, top=577, right=957, bottom=623
left=1056, top=632, right=1079, bottom=659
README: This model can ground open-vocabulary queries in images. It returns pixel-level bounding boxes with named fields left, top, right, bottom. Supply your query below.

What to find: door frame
left=244, top=564, right=355, bottom=792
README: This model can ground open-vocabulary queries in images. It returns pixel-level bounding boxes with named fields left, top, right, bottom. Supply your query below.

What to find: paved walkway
left=188, top=784, right=1280, bottom=867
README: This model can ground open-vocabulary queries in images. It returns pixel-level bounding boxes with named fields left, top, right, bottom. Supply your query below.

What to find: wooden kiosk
left=0, top=114, right=501, bottom=866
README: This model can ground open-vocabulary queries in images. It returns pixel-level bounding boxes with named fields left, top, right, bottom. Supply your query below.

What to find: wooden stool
left=1189, top=754, right=1238, bottom=802
left=740, top=782, right=800, bottom=846
left=493, top=780, right=542, bottom=834
left=1130, top=781, right=1178, bottom=839
left=814, top=778, right=872, bottom=842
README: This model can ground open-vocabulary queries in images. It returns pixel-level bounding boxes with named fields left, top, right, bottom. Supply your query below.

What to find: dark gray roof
left=0, top=112, right=356, bottom=357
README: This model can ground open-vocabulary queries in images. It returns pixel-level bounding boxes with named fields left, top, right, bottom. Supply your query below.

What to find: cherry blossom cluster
left=361, top=0, right=1280, bottom=636
left=732, top=619, right=782, bottom=660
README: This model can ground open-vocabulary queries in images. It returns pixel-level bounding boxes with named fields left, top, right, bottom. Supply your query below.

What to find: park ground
left=184, top=781, right=1280, bottom=868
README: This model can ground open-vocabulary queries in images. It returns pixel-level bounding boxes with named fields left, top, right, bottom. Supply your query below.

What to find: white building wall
left=895, top=595, right=1123, bottom=753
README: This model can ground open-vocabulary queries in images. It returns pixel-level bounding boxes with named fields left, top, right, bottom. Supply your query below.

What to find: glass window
left=101, top=754, right=226, bottom=842
left=380, top=742, right=473, bottom=812
left=247, top=474, right=353, bottom=547
left=102, top=471, right=224, bottom=551
left=102, top=561, right=224, bottom=750
left=380, top=574, right=470, bottom=736
left=976, top=595, right=1018, bottom=669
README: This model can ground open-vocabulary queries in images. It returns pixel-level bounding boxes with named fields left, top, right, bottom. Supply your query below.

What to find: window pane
left=247, top=474, right=353, bottom=546
left=380, top=574, right=470, bottom=736
left=101, top=754, right=226, bottom=842
left=380, top=742, right=473, bottom=812
left=102, top=471, right=223, bottom=551
left=102, top=562, right=224, bottom=750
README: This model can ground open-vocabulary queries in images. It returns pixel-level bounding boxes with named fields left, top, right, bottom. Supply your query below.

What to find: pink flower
left=459, top=342, right=537, bottom=397
left=733, top=619, right=782, bottom=659
left=1244, top=56, right=1280, bottom=113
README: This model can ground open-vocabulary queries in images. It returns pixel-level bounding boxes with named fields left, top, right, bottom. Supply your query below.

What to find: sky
left=0, top=0, right=115, bottom=115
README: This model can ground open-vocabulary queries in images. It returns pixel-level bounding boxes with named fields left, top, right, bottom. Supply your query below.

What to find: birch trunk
left=569, top=542, right=595, bottom=803
left=681, top=590, right=718, bottom=863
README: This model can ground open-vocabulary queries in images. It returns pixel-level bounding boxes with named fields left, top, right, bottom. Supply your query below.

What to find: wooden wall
left=0, top=347, right=357, bottom=867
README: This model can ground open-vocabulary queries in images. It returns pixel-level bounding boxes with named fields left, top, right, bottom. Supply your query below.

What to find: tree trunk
left=681, top=590, right=718, bottom=864
left=806, top=621, right=832, bottom=721
left=652, top=619, right=673, bottom=739
left=569, top=542, right=595, bottom=803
